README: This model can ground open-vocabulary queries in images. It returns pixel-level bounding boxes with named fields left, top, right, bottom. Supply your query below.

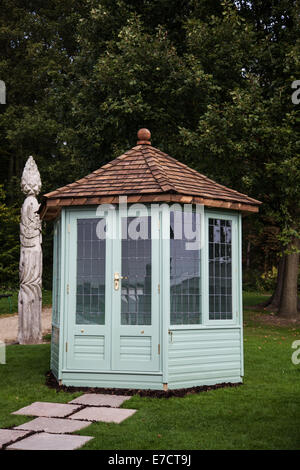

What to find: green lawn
left=243, top=291, right=271, bottom=307
left=0, top=289, right=52, bottom=316
left=1, top=307, right=299, bottom=449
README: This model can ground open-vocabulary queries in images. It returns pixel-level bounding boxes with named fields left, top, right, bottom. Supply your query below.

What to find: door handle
left=114, top=272, right=128, bottom=290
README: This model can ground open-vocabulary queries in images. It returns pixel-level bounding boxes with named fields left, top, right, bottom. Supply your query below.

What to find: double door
left=65, top=207, right=160, bottom=373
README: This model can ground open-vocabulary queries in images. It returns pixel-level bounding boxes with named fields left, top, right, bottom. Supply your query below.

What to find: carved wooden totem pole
left=18, top=156, right=43, bottom=344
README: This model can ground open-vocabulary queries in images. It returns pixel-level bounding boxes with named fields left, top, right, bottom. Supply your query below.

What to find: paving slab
left=14, top=417, right=91, bottom=434
left=0, top=429, right=31, bottom=449
left=7, top=432, right=93, bottom=450
left=12, top=402, right=81, bottom=418
left=69, top=393, right=131, bottom=408
left=69, top=406, right=136, bottom=424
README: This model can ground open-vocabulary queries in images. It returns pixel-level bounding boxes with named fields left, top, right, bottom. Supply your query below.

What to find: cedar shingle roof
left=41, top=130, right=261, bottom=220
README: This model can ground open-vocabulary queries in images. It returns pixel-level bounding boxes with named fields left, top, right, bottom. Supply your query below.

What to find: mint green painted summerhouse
left=41, top=129, right=260, bottom=390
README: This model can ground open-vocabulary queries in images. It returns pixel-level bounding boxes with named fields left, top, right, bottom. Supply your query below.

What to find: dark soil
left=245, top=307, right=300, bottom=327
left=45, top=370, right=242, bottom=398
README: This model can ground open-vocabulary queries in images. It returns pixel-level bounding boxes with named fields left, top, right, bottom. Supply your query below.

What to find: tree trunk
left=246, top=241, right=251, bottom=269
left=9, top=154, right=14, bottom=181
left=278, top=237, right=300, bottom=319
left=262, top=253, right=285, bottom=309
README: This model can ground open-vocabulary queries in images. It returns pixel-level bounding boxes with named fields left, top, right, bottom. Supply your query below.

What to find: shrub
left=0, top=185, right=20, bottom=286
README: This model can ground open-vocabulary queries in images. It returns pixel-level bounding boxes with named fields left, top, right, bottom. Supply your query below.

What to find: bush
left=243, top=267, right=276, bottom=293
left=0, top=185, right=20, bottom=286
left=259, top=266, right=278, bottom=292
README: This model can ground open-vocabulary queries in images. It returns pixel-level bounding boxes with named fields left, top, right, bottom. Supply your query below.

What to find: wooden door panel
left=112, top=209, right=161, bottom=372
left=66, top=212, right=112, bottom=371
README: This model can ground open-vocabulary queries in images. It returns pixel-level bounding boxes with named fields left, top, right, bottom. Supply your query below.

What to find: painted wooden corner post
left=41, top=129, right=261, bottom=390
left=18, top=156, right=43, bottom=345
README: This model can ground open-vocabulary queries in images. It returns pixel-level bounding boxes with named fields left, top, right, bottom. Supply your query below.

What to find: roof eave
left=40, top=192, right=260, bottom=221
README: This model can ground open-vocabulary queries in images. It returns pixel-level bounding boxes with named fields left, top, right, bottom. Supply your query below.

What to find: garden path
left=0, top=394, right=136, bottom=450
left=0, top=307, right=51, bottom=343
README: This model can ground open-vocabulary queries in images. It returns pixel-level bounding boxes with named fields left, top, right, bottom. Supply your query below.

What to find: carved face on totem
left=20, top=195, right=42, bottom=239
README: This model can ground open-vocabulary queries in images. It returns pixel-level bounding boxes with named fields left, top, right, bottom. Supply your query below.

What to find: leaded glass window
left=76, top=218, right=106, bottom=325
left=52, top=220, right=61, bottom=325
left=170, top=211, right=201, bottom=324
left=208, top=218, right=232, bottom=320
left=121, top=216, right=152, bottom=325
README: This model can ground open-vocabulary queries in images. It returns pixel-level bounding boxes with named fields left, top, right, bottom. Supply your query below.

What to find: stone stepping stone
left=6, top=432, right=93, bottom=450
left=0, top=429, right=30, bottom=449
left=69, top=393, right=131, bottom=408
left=70, top=406, right=136, bottom=424
left=14, top=417, right=91, bottom=434
left=12, top=402, right=81, bottom=418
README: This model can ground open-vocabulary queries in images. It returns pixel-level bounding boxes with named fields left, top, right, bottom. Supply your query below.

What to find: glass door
left=66, top=211, right=113, bottom=371
left=111, top=207, right=161, bottom=372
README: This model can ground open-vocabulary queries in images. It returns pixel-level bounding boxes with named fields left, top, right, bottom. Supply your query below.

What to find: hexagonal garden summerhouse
left=40, top=129, right=260, bottom=390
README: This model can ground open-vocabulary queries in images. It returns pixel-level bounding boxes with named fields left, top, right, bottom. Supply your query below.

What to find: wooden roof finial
left=137, top=128, right=151, bottom=145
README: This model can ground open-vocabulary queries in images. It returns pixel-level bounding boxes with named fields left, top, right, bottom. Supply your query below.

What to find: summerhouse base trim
left=54, top=371, right=243, bottom=391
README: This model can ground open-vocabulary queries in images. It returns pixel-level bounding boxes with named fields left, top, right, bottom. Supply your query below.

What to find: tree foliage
left=0, top=185, right=19, bottom=286
left=0, top=0, right=299, bottom=314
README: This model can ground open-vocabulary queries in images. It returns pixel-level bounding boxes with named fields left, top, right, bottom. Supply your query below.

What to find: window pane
left=53, top=221, right=61, bottom=325
left=170, top=211, right=201, bottom=325
left=208, top=218, right=232, bottom=320
left=121, top=216, right=152, bottom=325
left=76, top=218, right=106, bottom=325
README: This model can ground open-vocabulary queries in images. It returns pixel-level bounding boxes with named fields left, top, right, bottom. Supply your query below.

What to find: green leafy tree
left=0, top=0, right=84, bottom=199
left=0, top=185, right=19, bottom=286
left=0, top=0, right=299, bottom=317
left=0, top=0, right=85, bottom=284
left=180, top=1, right=300, bottom=317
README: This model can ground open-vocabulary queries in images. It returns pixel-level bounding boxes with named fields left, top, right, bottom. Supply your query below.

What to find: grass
left=0, top=289, right=52, bottom=316
left=0, top=296, right=299, bottom=449
left=243, top=290, right=271, bottom=307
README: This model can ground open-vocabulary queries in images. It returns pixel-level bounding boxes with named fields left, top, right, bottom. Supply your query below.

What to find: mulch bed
left=46, top=371, right=242, bottom=398
left=245, top=306, right=300, bottom=327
